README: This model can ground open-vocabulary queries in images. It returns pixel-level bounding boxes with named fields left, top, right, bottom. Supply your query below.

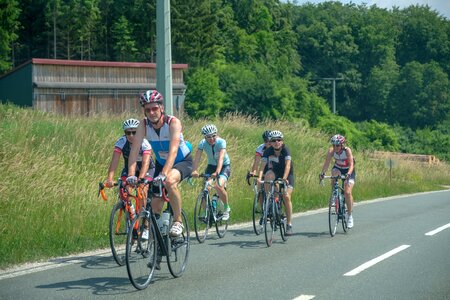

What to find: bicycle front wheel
left=194, top=192, right=210, bottom=243
left=328, top=195, right=338, bottom=237
left=167, top=209, right=190, bottom=278
left=277, top=195, right=288, bottom=242
left=215, top=199, right=228, bottom=238
left=126, top=212, right=156, bottom=290
left=341, top=197, right=348, bottom=233
left=252, top=190, right=264, bottom=235
left=264, top=196, right=275, bottom=247
left=109, top=201, right=128, bottom=266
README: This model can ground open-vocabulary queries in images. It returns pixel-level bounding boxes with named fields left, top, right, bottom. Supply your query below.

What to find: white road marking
left=293, top=295, right=315, bottom=300
left=344, top=245, right=410, bottom=276
left=425, top=223, right=450, bottom=236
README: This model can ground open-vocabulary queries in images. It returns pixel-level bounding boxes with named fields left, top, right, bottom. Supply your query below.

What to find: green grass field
left=1, top=103, right=449, bottom=269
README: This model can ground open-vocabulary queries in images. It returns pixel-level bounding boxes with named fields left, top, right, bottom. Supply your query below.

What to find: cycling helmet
left=262, top=130, right=271, bottom=142
left=330, top=134, right=346, bottom=145
left=123, top=118, right=140, bottom=130
left=139, top=90, right=163, bottom=106
left=269, top=130, right=283, bottom=140
left=201, top=124, right=218, bottom=136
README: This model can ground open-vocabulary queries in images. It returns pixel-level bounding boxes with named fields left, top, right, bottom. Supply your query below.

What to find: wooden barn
left=0, top=58, right=188, bottom=116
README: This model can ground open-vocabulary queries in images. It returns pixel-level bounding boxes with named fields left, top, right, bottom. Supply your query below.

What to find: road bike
left=125, top=178, right=190, bottom=290
left=98, top=179, right=144, bottom=266
left=192, top=174, right=228, bottom=243
left=320, top=175, right=348, bottom=236
left=263, top=179, right=288, bottom=247
left=247, top=172, right=265, bottom=235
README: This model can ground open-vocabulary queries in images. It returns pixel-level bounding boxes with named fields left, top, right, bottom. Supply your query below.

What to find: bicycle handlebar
left=98, top=179, right=147, bottom=201
left=246, top=171, right=258, bottom=185
left=319, top=174, right=347, bottom=185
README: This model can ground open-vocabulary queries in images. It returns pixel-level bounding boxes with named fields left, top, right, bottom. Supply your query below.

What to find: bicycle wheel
left=252, top=190, right=264, bottom=235
left=215, top=199, right=228, bottom=238
left=167, top=209, right=190, bottom=278
left=109, top=201, right=129, bottom=266
left=328, top=195, right=338, bottom=237
left=277, top=194, right=288, bottom=242
left=194, top=192, right=210, bottom=243
left=126, top=212, right=156, bottom=290
left=341, top=195, right=348, bottom=232
left=264, top=195, right=275, bottom=247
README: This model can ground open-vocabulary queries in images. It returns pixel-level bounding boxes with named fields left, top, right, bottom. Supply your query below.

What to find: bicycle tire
left=126, top=211, right=157, bottom=290
left=277, top=194, right=288, bottom=242
left=215, top=199, right=228, bottom=238
left=252, top=190, right=264, bottom=235
left=109, top=201, right=129, bottom=266
left=264, top=195, right=275, bottom=247
left=167, top=209, right=190, bottom=278
left=194, top=192, right=210, bottom=243
left=328, top=195, right=338, bottom=237
left=341, top=195, right=348, bottom=232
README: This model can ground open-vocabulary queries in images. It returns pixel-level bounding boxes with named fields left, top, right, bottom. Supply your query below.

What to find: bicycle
left=98, top=179, right=144, bottom=266
left=246, top=172, right=265, bottom=235
left=125, top=178, right=190, bottom=290
left=320, top=175, right=348, bottom=236
left=262, top=179, right=288, bottom=247
left=192, top=174, right=228, bottom=243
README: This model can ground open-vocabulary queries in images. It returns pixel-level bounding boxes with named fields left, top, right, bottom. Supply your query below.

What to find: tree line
left=1, top=0, right=449, bottom=159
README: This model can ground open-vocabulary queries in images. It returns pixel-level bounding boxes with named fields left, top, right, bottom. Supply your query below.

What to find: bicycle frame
left=321, top=175, right=348, bottom=236
left=263, top=178, right=288, bottom=246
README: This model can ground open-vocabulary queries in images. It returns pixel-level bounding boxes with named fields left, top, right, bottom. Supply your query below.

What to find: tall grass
left=1, top=103, right=449, bottom=268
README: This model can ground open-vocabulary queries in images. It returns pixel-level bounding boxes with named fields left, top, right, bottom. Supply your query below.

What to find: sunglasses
left=271, top=139, right=283, bottom=142
left=205, top=134, right=217, bottom=139
left=144, top=106, right=160, bottom=114
left=125, top=131, right=137, bottom=136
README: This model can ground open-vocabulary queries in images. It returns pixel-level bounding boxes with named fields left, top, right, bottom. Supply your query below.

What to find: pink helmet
left=139, top=90, right=163, bottom=106
left=330, top=134, right=345, bottom=145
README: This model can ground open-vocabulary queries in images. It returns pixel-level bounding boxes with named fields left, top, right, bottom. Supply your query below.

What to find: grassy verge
left=1, top=104, right=449, bottom=269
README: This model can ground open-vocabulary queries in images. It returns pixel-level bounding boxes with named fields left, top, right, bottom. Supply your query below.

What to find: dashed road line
left=425, top=223, right=450, bottom=236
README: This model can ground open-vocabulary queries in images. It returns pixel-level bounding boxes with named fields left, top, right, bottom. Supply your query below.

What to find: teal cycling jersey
left=198, top=137, right=230, bottom=166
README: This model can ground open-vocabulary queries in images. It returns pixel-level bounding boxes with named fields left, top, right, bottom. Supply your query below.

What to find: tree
left=111, top=15, right=137, bottom=61
left=0, top=0, right=20, bottom=72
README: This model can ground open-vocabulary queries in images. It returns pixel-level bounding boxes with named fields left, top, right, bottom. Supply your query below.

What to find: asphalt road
left=1, top=190, right=449, bottom=300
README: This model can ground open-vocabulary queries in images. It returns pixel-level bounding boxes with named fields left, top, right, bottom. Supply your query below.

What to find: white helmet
left=123, top=118, right=140, bottom=130
left=201, top=124, right=218, bottom=136
left=269, top=130, right=283, bottom=140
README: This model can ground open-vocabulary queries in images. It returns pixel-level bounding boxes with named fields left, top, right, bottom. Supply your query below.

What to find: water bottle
left=161, top=212, right=170, bottom=235
left=211, top=195, right=218, bottom=213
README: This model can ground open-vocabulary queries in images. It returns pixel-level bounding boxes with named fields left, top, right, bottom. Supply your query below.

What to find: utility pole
left=156, top=0, right=173, bottom=115
left=320, top=77, right=343, bottom=114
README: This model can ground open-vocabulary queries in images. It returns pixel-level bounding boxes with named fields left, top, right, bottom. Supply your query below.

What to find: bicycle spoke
left=109, top=201, right=128, bottom=266
left=194, top=193, right=209, bottom=243
left=167, top=210, right=190, bottom=278
left=126, top=212, right=156, bottom=290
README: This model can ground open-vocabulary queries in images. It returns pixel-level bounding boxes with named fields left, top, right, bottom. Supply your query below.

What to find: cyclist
left=105, top=118, right=155, bottom=213
left=319, top=134, right=355, bottom=228
left=258, top=130, right=295, bottom=236
left=191, top=124, right=231, bottom=221
left=127, top=90, right=193, bottom=237
left=249, top=130, right=271, bottom=176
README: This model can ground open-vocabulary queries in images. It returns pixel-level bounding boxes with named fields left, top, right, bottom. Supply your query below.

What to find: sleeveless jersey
left=145, top=115, right=191, bottom=165
left=333, top=147, right=351, bottom=169
left=198, top=137, right=230, bottom=166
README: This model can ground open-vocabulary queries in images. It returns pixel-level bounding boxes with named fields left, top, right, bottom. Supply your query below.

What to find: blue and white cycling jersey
left=144, top=115, right=191, bottom=165
left=198, top=137, right=230, bottom=166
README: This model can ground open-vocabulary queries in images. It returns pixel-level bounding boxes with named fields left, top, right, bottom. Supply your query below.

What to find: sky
left=288, top=0, right=450, bottom=19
